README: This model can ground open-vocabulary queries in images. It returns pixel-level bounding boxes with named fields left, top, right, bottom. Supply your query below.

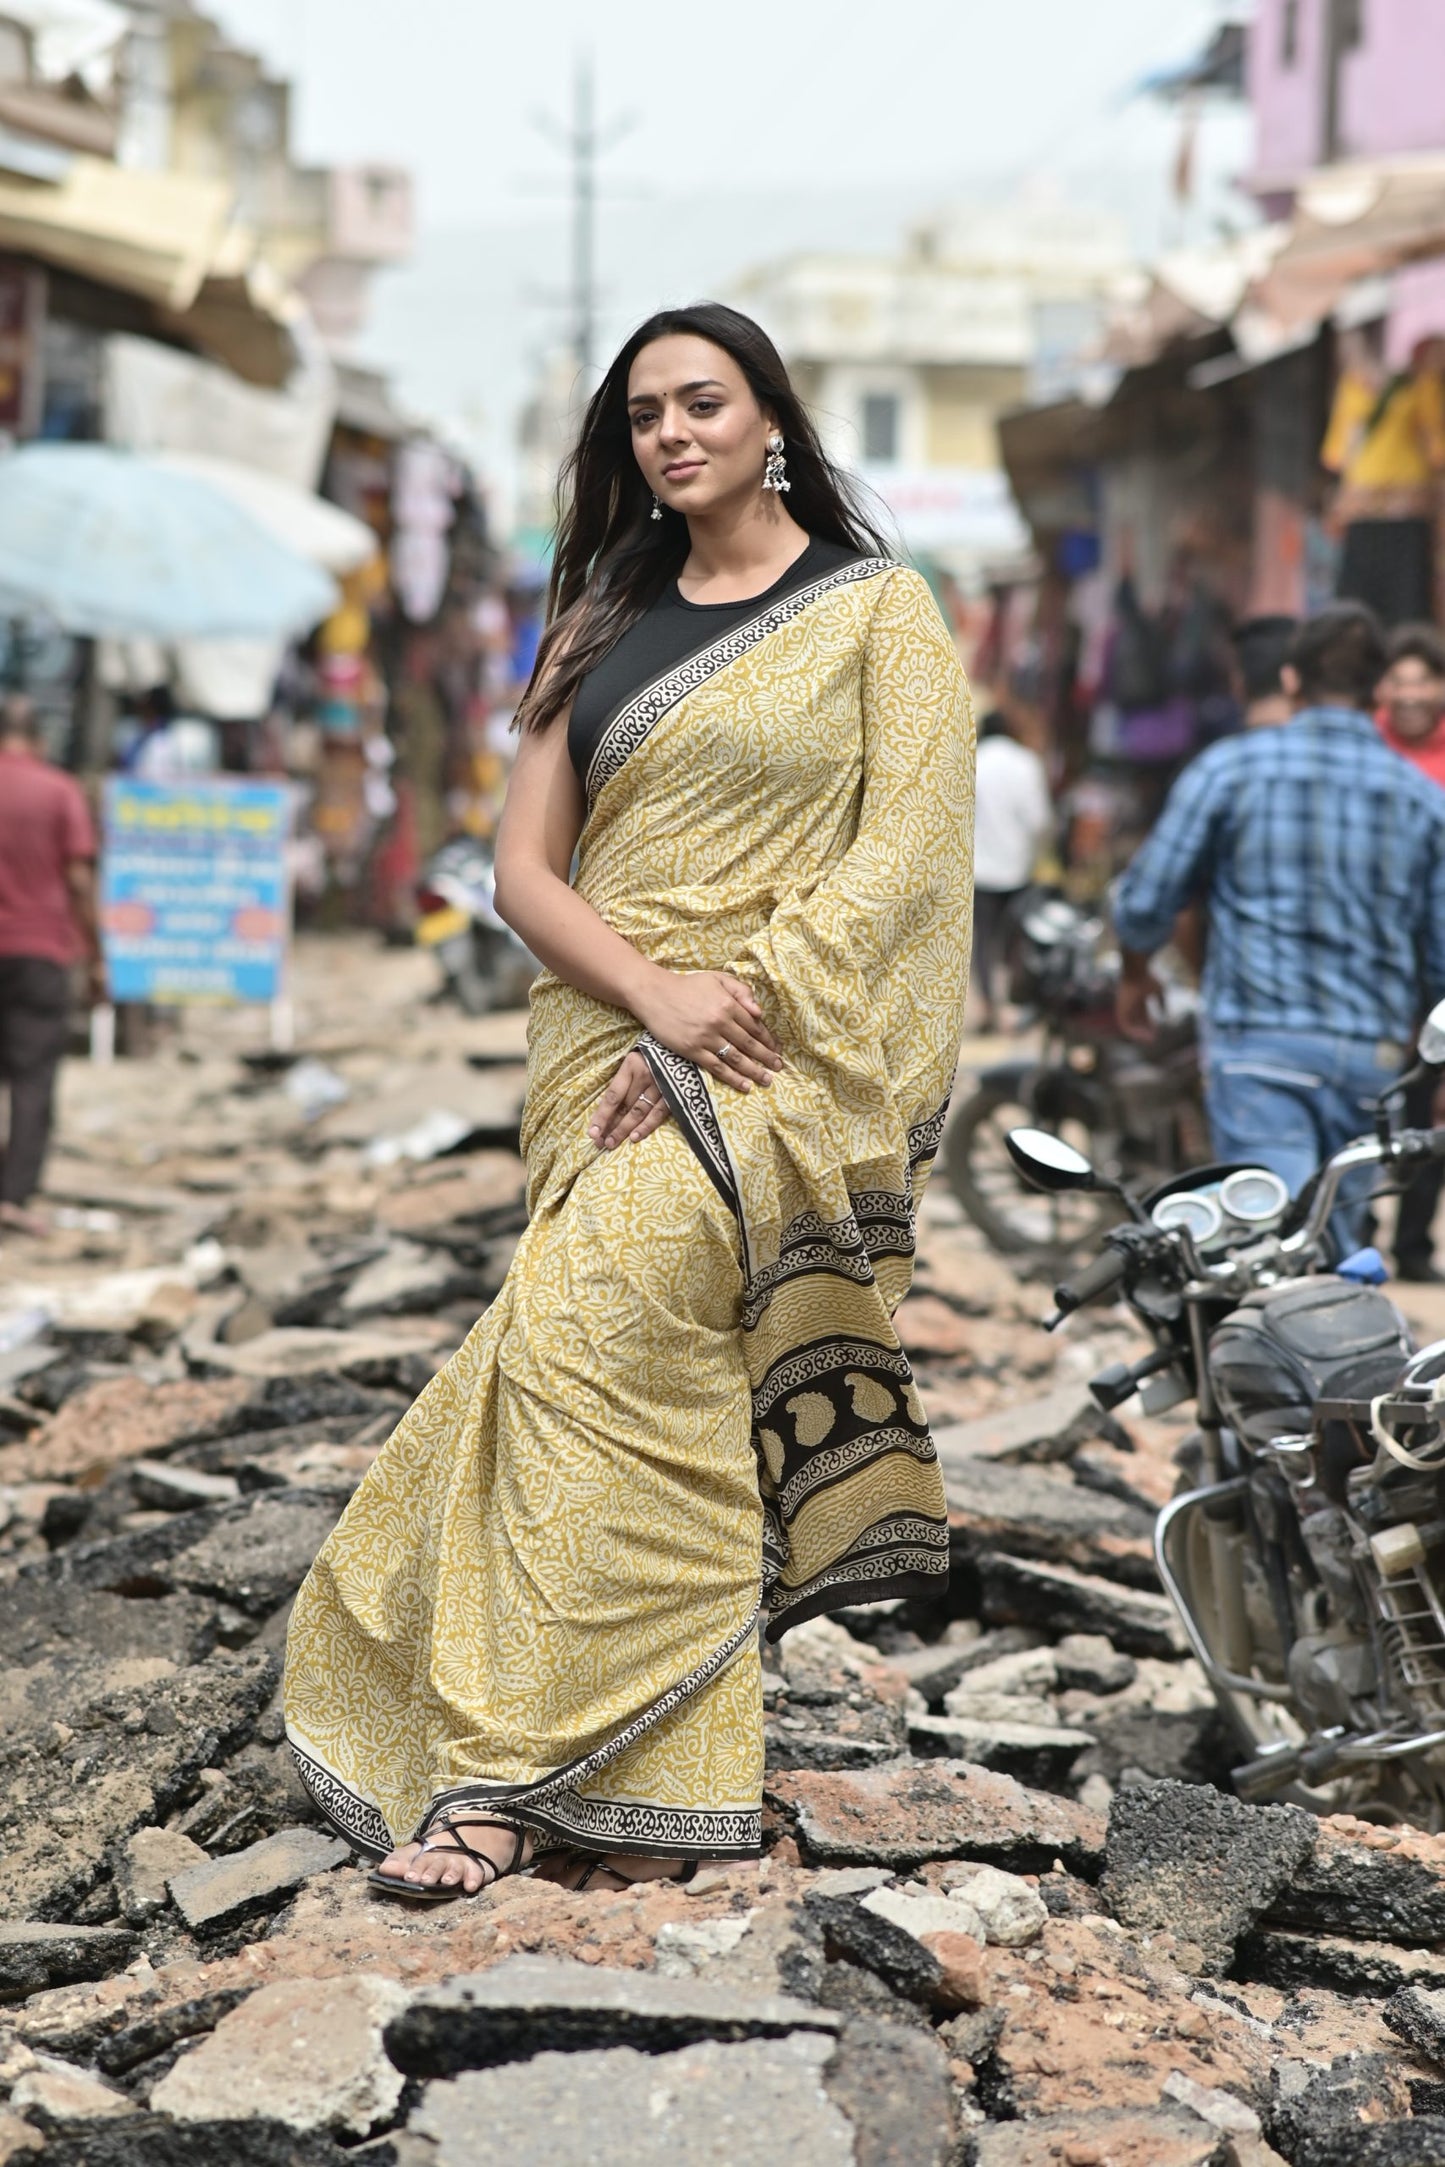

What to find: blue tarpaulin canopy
left=0, top=443, right=338, bottom=641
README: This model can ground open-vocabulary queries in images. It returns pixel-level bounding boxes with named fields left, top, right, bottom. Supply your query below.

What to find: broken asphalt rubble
left=7, top=947, right=1445, bottom=2161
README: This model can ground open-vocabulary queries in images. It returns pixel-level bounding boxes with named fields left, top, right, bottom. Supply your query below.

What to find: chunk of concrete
left=909, top=1713, right=1093, bottom=1789
left=130, top=1461, right=240, bottom=1512
left=10, top=2065, right=136, bottom=2119
left=151, top=1975, right=409, bottom=2136
left=116, top=1826, right=209, bottom=1925
left=382, top=1955, right=837, bottom=2080
left=1386, top=1983, right=1445, bottom=2064
left=1053, top=1631, right=1137, bottom=1695
left=932, top=1384, right=1116, bottom=1465
left=0, top=1924, right=137, bottom=2002
left=167, top=1826, right=349, bottom=1934
left=821, top=2014, right=958, bottom=2167
left=979, top=1552, right=1187, bottom=1659
left=406, top=2036, right=853, bottom=2166
left=1103, top=1779, right=1317, bottom=1976
left=938, top=1865, right=1048, bottom=1949
left=767, top=1759, right=1106, bottom=1874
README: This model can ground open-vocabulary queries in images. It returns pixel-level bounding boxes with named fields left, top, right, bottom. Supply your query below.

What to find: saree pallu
left=284, top=560, right=974, bottom=1859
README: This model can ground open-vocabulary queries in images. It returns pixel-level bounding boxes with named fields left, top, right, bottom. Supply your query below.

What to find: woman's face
left=626, top=335, right=772, bottom=519
left=1382, top=654, right=1445, bottom=744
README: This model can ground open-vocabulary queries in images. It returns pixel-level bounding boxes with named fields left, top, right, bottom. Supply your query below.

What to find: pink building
left=1249, top=0, right=1445, bottom=202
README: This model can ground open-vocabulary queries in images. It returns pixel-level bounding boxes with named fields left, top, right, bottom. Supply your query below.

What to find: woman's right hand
left=637, top=969, right=784, bottom=1091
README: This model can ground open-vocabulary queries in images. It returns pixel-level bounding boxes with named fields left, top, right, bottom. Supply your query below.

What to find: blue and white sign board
left=101, top=779, right=292, bottom=1006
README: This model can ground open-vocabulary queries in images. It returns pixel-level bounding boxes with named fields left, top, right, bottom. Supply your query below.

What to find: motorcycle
left=943, top=889, right=1205, bottom=1268
left=1006, top=999, right=1445, bottom=1825
left=415, top=836, right=535, bottom=1016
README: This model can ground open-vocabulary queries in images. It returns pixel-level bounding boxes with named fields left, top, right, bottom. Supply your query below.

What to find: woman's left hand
left=588, top=1050, right=673, bottom=1151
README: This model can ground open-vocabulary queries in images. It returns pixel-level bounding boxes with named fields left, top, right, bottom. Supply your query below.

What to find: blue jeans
left=1203, top=1026, right=1405, bottom=1254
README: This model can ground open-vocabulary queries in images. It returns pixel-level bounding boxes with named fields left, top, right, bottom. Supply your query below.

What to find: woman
left=284, top=303, right=974, bottom=1899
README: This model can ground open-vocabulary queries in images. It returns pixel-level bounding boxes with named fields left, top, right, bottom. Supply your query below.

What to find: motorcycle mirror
left=1420, top=1000, right=1445, bottom=1068
left=1005, top=1127, right=1099, bottom=1193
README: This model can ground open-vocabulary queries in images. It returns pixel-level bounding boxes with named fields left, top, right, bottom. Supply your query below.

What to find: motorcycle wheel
left=1166, top=1474, right=1445, bottom=1823
left=942, top=1083, right=1117, bottom=1266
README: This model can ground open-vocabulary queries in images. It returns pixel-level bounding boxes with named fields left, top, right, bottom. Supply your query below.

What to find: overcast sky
left=215, top=0, right=1253, bottom=493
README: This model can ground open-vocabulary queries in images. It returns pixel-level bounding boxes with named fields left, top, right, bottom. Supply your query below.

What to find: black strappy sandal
left=368, top=1813, right=530, bottom=1904
left=561, top=1855, right=699, bottom=1892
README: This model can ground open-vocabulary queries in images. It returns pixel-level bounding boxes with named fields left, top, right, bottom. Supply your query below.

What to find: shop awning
left=1261, top=154, right=1445, bottom=329
left=0, top=155, right=230, bottom=311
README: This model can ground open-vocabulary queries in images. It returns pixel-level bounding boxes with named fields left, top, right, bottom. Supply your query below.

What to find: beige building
left=733, top=197, right=1134, bottom=575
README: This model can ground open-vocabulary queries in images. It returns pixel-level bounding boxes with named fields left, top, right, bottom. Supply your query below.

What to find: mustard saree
left=285, top=559, right=974, bottom=1860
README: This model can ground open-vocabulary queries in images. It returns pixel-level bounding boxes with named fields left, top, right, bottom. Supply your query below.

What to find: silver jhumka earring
left=763, top=434, right=790, bottom=493
left=650, top=493, right=663, bottom=520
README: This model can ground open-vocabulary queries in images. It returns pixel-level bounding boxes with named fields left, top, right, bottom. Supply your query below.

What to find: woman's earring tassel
left=650, top=494, right=663, bottom=521
left=763, top=434, right=790, bottom=494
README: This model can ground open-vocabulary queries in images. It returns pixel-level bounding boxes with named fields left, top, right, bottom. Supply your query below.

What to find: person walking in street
left=0, top=697, right=103, bottom=1236
left=970, top=709, right=1051, bottom=1033
left=284, top=303, right=974, bottom=1901
left=1232, top=613, right=1297, bottom=729
left=1113, top=604, right=1445, bottom=1247
left=1374, top=622, right=1445, bottom=1276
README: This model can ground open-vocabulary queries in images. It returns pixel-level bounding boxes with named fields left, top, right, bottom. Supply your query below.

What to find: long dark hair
left=517, top=302, right=892, bottom=732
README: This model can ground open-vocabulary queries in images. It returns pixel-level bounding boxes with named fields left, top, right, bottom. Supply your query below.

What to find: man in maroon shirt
left=0, top=697, right=103, bottom=1233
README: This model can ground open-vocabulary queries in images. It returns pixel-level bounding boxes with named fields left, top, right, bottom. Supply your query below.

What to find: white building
left=733, top=195, right=1135, bottom=577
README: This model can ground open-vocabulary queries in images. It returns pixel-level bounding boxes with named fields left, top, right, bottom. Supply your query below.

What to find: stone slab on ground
left=1101, top=1780, right=1317, bottom=1976
left=1265, top=1819, right=1445, bottom=1947
left=383, top=1954, right=837, bottom=2079
left=1387, top=1984, right=1445, bottom=2064
left=115, top=1827, right=208, bottom=1927
left=931, top=1385, right=1116, bottom=1466
left=167, top=1828, right=350, bottom=1935
left=26, top=2120, right=378, bottom=2165
left=974, top=2104, right=1245, bottom=2166
left=0, top=1647, right=277, bottom=1923
left=151, top=1974, right=410, bottom=2135
left=0, top=1927, right=138, bottom=2002
left=0, top=1376, right=253, bottom=1484
left=979, top=1551, right=1188, bottom=1659
left=406, top=2035, right=853, bottom=2167
left=95, top=1988, right=253, bottom=2078
left=817, top=2014, right=956, bottom=2167
left=1238, top=1929, right=1445, bottom=1998
left=944, top=1452, right=1156, bottom=1586
left=908, top=1713, right=1092, bottom=1789
left=767, top=1760, right=1105, bottom=1874
left=801, top=1892, right=945, bottom=2006
left=10, top=2066, right=136, bottom=2120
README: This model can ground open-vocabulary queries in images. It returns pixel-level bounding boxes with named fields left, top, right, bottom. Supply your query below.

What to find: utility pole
left=571, top=55, right=596, bottom=374
left=533, top=56, right=635, bottom=378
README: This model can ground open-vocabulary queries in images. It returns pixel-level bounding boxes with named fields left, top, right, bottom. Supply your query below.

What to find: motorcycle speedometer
left=1218, top=1168, right=1292, bottom=1227
left=1150, top=1191, right=1225, bottom=1245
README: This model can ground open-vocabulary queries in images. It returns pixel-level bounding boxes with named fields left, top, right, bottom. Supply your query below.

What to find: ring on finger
left=636, top=1093, right=653, bottom=1109
left=717, top=1042, right=734, bottom=1063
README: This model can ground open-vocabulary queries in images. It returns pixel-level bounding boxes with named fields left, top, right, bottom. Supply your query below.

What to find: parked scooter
left=1006, top=1000, right=1445, bottom=1825
left=415, top=836, right=535, bottom=1015
left=944, top=889, right=1205, bottom=1267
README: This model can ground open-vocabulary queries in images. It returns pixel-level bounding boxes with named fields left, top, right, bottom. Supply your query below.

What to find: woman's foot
left=534, top=1851, right=694, bottom=1892
left=374, top=1818, right=534, bottom=1897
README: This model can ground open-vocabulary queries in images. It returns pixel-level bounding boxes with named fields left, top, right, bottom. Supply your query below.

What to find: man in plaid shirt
left=1113, top=604, right=1445, bottom=1246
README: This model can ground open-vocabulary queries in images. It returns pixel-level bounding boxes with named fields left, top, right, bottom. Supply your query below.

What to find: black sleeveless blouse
left=568, top=538, right=861, bottom=782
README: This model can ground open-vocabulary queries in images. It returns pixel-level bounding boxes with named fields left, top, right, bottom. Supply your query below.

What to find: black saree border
left=286, top=1600, right=762, bottom=1861
left=638, top=1032, right=755, bottom=1279
left=584, top=554, right=893, bottom=803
